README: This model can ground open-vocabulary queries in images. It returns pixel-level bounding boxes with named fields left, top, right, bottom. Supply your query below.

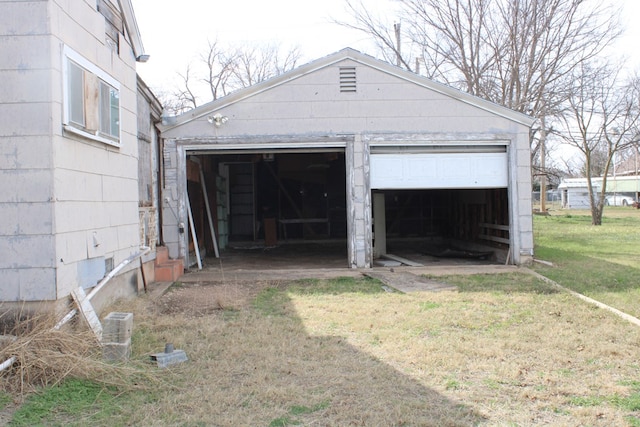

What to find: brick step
left=155, top=246, right=170, bottom=265
left=154, top=259, right=184, bottom=282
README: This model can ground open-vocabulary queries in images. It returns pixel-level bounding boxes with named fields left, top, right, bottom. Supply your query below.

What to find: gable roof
left=161, top=47, right=535, bottom=131
left=119, top=0, right=147, bottom=62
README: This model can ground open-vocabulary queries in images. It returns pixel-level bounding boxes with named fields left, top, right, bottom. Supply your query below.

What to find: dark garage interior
left=182, top=152, right=511, bottom=268
left=374, top=188, right=510, bottom=264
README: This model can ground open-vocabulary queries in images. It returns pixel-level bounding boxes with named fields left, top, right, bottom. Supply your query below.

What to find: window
left=63, top=46, right=121, bottom=146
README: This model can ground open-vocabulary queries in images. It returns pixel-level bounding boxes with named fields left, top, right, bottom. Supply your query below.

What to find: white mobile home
left=558, top=179, right=601, bottom=209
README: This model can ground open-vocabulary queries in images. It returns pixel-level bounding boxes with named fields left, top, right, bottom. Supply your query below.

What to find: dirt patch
left=154, top=280, right=281, bottom=317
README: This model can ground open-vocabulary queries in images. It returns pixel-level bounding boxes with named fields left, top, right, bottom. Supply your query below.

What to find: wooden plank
left=186, top=191, right=202, bottom=270
left=479, top=222, right=510, bottom=231
left=71, top=287, right=102, bottom=341
left=278, top=218, right=328, bottom=224
left=478, top=234, right=510, bottom=244
left=264, top=218, right=277, bottom=246
left=84, top=72, right=100, bottom=132
left=264, top=162, right=316, bottom=237
left=382, top=253, right=424, bottom=267
left=199, top=166, right=219, bottom=258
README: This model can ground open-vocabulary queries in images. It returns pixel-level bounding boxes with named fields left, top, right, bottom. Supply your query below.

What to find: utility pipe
left=1, top=246, right=151, bottom=373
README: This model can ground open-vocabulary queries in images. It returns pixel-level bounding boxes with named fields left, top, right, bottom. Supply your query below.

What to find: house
left=559, top=176, right=640, bottom=208
left=0, top=0, right=170, bottom=312
left=558, top=179, right=601, bottom=209
left=160, top=48, right=535, bottom=268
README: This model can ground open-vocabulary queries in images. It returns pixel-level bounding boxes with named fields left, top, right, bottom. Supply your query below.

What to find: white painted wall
left=0, top=0, right=142, bottom=302
left=163, top=59, right=524, bottom=140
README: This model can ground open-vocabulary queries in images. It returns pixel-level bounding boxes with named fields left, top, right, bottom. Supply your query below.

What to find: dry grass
left=3, top=272, right=640, bottom=426
left=86, top=275, right=640, bottom=426
left=0, top=306, right=163, bottom=397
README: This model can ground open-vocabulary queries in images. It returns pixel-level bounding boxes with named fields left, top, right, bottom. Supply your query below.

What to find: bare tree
left=338, top=0, right=622, bottom=211
left=164, top=40, right=302, bottom=113
left=201, top=39, right=237, bottom=101
left=159, top=64, right=200, bottom=115
left=341, top=0, right=619, bottom=107
left=339, top=1, right=415, bottom=72
left=229, top=43, right=302, bottom=89
left=555, top=62, right=640, bottom=225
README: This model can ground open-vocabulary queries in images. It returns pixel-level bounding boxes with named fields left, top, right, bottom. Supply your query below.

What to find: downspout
left=156, top=133, right=164, bottom=246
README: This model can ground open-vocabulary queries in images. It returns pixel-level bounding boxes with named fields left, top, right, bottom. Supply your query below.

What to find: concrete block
left=0, top=35, right=51, bottom=70
left=0, top=204, right=18, bottom=235
left=0, top=235, right=55, bottom=269
left=18, top=202, right=53, bottom=235
left=0, top=70, right=51, bottom=104
left=19, top=267, right=56, bottom=301
left=0, top=2, right=48, bottom=36
left=150, top=346, right=188, bottom=369
left=55, top=230, right=91, bottom=265
left=0, top=169, right=52, bottom=203
left=102, top=312, right=133, bottom=344
left=102, top=339, right=131, bottom=362
left=54, top=169, right=102, bottom=202
left=0, top=269, right=20, bottom=301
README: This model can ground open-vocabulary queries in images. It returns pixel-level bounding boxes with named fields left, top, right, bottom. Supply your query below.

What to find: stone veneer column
left=345, top=134, right=372, bottom=269
left=161, top=139, right=182, bottom=260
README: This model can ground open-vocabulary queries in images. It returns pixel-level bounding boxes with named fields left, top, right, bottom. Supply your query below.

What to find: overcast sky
left=132, top=0, right=640, bottom=97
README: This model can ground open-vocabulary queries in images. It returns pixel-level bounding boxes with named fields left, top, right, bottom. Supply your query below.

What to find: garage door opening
left=372, top=188, right=510, bottom=266
left=185, top=150, right=348, bottom=268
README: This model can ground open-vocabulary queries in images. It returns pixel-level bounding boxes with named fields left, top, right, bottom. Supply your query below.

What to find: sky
left=132, top=0, right=640, bottom=98
left=132, top=0, right=394, bottom=96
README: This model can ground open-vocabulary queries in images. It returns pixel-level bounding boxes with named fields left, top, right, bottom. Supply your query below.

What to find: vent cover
left=339, top=67, right=357, bottom=92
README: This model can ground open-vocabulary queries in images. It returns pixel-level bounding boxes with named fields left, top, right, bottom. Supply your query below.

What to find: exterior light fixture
left=207, top=113, right=228, bottom=127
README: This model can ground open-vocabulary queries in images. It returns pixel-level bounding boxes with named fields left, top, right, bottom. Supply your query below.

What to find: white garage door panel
left=370, top=152, right=508, bottom=189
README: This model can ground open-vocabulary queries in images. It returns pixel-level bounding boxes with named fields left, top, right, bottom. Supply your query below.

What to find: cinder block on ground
left=102, top=312, right=133, bottom=344
left=150, top=349, right=188, bottom=368
left=103, top=339, right=131, bottom=361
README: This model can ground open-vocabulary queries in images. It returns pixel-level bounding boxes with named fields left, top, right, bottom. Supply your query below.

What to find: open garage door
left=370, top=146, right=511, bottom=265
left=185, top=149, right=349, bottom=269
left=370, top=150, right=508, bottom=189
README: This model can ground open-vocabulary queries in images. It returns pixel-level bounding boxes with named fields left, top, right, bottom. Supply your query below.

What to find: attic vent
left=339, top=67, right=357, bottom=93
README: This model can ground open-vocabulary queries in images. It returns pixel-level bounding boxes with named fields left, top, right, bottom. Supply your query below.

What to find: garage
left=159, top=48, right=534, bottom=269
left=184, top=149, right=347, bottom=246
left=370, top=145, right=512, bottom=264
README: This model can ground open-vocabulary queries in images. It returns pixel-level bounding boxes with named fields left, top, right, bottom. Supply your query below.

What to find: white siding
left=0, top=0, right=142, bottom=302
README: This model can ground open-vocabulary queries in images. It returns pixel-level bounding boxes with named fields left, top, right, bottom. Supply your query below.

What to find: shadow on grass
left=239, top=280, right=487, bottom=426
left=9, top=277, right=486, bottom=425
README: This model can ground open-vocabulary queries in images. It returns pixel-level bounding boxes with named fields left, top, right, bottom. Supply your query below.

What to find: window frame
left=62, top=46, right=121, bottom=147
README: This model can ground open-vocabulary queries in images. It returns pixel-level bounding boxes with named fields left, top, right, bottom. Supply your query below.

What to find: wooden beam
left=264, top=162, right=316, bottom=237
left=479, top=222, right=510, bottom=231
left=382, top=253, right=424, bottom=267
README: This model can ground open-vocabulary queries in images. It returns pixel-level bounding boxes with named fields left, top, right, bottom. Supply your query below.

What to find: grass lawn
left=2, top=207, right=640, bottom=426
left=532, top=207, right=640, bottom=317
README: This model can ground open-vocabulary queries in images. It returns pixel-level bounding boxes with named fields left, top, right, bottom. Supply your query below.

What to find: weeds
left=2, top=212, right=640, bottom=425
